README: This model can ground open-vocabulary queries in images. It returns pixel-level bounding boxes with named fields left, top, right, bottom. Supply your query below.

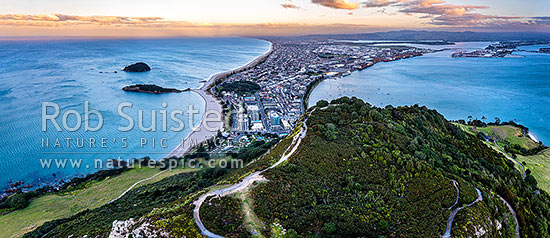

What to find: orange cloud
left=311, top=0, right=359, bottom=10
left=363, top=0, right=527, bottom=27
left=0, top=14, right=165, bottom=26
left=0, top=13, right=388, bottom=37
left=400, top=1, right=487, bottom=17
left=364, top=0, right=397, bottom=8
left=281, top=3, right=300, bottom=9
left=416, top=0, right=444, bottom=8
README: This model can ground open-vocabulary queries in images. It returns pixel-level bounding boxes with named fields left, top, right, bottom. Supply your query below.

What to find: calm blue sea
left=309, top=42, right=550, bottom=145
left=0, top=37, right=270, bottom=188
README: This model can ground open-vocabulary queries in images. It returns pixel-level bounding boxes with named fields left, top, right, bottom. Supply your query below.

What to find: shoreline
left=166, top=41, right=274, bottom=158
left=200, top=41, right=273, bottom=91
left=528, top=131, right=541, bottom=144
left=303, top=50, right=428, bottom=109
left=304, top=47, right=548, bottom=147
left=1, top=40, right=273, bottom=195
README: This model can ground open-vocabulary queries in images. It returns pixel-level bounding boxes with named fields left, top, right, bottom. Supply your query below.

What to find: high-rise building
left=237, top=113, right=249, bottom=131
left=247, top=105, right=260, bottom=122
left=270, top=112, right=280, bottom=126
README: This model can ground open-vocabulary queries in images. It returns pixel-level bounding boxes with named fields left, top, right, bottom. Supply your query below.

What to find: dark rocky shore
left=122, top=84, right=188, bottom=94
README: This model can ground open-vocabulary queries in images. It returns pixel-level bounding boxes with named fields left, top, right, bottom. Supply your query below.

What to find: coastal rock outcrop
left=122, top=62, right=151, bottom=72
left=122, top=84, right=183, bottom=94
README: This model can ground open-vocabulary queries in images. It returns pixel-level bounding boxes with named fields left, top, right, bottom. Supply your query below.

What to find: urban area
left=208, top=39, right=432, bottom=154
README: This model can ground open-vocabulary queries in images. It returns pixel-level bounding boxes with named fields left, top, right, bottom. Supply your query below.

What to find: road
left=496, top=194, right=520, bottom=238
left=192, top=111, right=311, bottom=238
left=493, top=141, right=526, bottom=179
left=447, top=180, right=460, bottom=210
left=255, top=92, right=270, bottom=131
left=107, top=170, right=166, bottom=204
left=442, top=187, right=483, bottom=238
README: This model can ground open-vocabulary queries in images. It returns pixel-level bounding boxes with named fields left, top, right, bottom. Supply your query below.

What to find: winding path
left=107, top=170, right=166, bottom=204
left=447, top=180, right=460, bottom=210
left=497, top=195, right=520, bottom=238
left=493, top=141, right=526, bottom=179
left=442, top=183, right=483, bottom=238
left=193, top=113, right=311, bottom=238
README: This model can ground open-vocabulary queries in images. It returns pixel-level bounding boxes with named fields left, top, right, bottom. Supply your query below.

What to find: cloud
left=397, top=1, right=516, bottom=26
left=363, top=0, right=400, bottom=8
left=525, top=16, right=550, bottom=25
left=361, top=0, right=537, bottom=27
left=430, top=13, right=519, bottom=26
left=311, top=0, right=359, bottom=10
left=0, top=14, right=165, bottom=26
left=0, top=13, right=388, bottom=37
left=281, top=3, right=300, bottom=9
left=399, top=0, right=487, bottom=17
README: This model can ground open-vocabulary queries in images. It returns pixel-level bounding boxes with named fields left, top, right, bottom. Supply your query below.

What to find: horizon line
left=2, top=30, right=550, bottom=41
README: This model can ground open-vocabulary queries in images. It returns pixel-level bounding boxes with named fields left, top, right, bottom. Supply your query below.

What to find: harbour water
left=0, top=37, right=271, bottom=188
left=309, top=42, right=550, bottom=144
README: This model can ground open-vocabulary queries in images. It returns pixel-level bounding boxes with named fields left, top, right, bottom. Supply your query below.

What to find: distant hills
left=291, top=30, right=550, bottom=41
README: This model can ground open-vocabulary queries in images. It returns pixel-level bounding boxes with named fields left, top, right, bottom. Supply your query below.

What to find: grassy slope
left=455, top=123, right=550, bottom=192
left=518, top=149, right=550, bottom=192
left=474, top=125, right=538, bottom=149
left=0, top=167, right=191, bottom=238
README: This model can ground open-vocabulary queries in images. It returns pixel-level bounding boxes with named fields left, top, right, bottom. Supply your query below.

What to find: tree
left=316, top=100, right=329, bottom=108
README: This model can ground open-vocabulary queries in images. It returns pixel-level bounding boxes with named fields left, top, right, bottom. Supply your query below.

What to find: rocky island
left=122, top=62, right=151, bottom=72
left=122, top=84, right=186, bottom=94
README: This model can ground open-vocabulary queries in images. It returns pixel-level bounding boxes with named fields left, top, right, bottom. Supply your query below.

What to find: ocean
left=0, top=37, right=271, bottom=188
left=309, top=42, right=550, bottom=145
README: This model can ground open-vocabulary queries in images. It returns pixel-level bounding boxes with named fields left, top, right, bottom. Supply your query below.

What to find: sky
left=0, top=0, right=549, bottom=37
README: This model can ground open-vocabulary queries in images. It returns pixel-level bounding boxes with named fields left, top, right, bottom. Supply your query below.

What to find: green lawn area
left=517, top=149, right=550, bottom=192
left=0, top=167, right=193, bottom=238
left=476, top=125, right=539, bottom=150
left=454, top=123, right=538, bottom=150
left=454, top=123, right=550, bottom=193
left=453, top=123, right=476, bottom=136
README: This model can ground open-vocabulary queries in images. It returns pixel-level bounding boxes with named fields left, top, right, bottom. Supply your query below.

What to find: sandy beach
left=528, top=131, right=541, bottom=144
left=166, top=42, right=273, bottom=158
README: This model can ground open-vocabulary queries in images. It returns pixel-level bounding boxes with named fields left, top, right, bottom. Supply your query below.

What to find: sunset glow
left=1, top=0, right=549, bottom=37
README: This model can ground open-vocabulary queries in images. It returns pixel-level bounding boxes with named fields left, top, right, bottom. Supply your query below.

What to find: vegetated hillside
left=21, top=140, right=279, bottom=238
left=22, top=168, right=229, bottom=238
left=22, top=97, right=550, bottom=238
left=249, top=97, right=549, bottom=237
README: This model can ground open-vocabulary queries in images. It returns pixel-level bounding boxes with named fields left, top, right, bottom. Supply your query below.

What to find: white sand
left=166, top=42, right=273, bottom=158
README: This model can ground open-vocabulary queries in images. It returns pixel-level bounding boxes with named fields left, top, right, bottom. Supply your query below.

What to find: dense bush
left=218, top=81, right=261, bottom=95
left=249, top=97, right=550, bottom=237
left=24, top=168, right=229, bottom=238
left=200, top=196, right=248, bottom=238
